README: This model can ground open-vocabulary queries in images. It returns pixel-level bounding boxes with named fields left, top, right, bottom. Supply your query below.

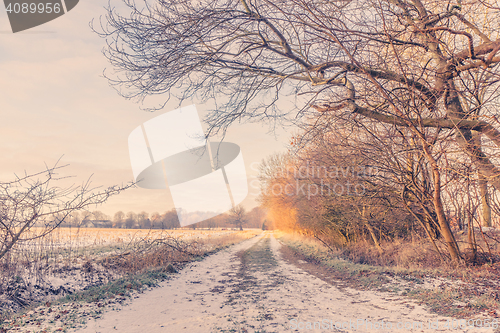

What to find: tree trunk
left=467, top=210, right=477, bottom=262
left=419, top=137, right=461, bottom=263
left=471, top=131, right=492, bottom=228
left=478, top=172, right=492, bottom=227
left=361, top=206, right=383, bottom=254
left=431, top=171, right=461, bottom=263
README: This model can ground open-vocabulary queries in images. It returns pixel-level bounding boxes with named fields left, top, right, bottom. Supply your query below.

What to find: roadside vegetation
left=0, top=228, right=260, bottom=332
left=259, top=130, right=500, bottom=267
left=278, top=232, right=500, bottom=319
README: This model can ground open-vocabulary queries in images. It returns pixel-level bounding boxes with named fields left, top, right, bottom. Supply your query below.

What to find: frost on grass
left=0, top=228, right=258, bottom=332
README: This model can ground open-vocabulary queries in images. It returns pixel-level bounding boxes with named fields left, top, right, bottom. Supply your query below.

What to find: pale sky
left=0, top=1, right=291, bottom=217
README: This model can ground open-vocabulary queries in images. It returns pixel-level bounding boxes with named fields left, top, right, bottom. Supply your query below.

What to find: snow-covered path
left=75, top=232, right=494, bottom=333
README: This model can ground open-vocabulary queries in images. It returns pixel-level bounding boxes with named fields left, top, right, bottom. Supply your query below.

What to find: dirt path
left=75, top=232, right=496, bottom=333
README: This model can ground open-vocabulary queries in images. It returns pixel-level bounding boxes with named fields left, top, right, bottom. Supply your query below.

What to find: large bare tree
left=96, top=0, right=500, bottom=262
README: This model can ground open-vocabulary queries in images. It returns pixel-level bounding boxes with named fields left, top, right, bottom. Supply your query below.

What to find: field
left=0, top=227, right=261, bottom=323
left=16, top=227, right=249, bottom=249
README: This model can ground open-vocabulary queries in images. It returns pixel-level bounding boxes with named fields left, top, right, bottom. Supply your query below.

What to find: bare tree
left=96, top=0, right=500, bottom=262
left=246, top=206, right=267, bottom=228
left=69, top=211, right=82, bottom=227
left=92, top=210, right=107, bottom=221
left=228, top=205, right=247, bottom=231
left=150, top=211, right=161, bottom=228
left=161, top=209, right=180, bottom=229
left=0, top=164, right=132, bottom=260
left=113, top=210, right=125, bottom=228
left=138, top=211, right=151, bottom=229
left=125, top=212, right=137, bottom=229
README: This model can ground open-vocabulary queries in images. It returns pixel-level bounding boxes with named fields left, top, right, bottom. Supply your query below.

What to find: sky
left=0, top=1, right=291, bottom=218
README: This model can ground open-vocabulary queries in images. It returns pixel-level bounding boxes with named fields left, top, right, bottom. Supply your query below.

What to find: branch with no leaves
left=0, top=162, right=134, bottom=260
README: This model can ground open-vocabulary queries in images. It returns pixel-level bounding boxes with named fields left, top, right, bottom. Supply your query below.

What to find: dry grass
left=0, top=227, right=261, bottom=323
left=277, top=231, right=500, bottom=319
left=279, top=227, right=500, bottom=271
left=96, top=229, right=260, bottom=274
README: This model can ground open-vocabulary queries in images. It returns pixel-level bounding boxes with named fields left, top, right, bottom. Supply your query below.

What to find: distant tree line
left=55, top=206, right=267, bottom=230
